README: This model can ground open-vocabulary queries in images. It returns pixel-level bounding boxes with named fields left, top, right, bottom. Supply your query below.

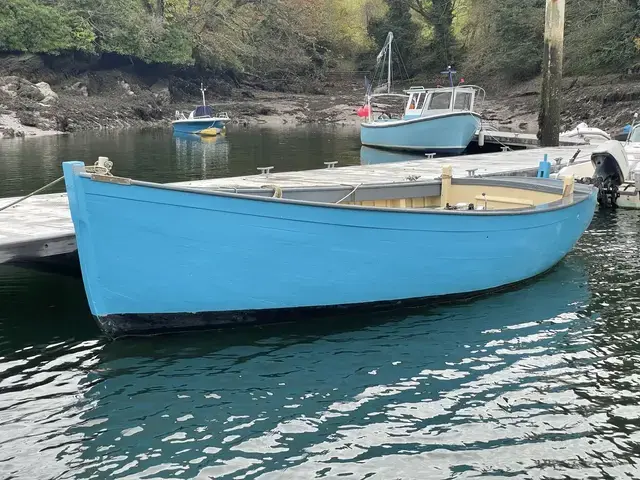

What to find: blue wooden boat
left=172, top=83, right=230, bottom=135
left=62, top=161, right=596, bottom=337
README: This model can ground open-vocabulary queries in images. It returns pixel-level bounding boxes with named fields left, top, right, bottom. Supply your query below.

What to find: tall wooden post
left=538, top=0, right=565, bottom=147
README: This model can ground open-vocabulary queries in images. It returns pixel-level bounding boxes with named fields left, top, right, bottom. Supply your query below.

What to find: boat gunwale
left=361, top=110, right=482, bottom=128
left=171, top=117, right=230, bottom=125
left=359, top=142, right=468, bottom=152
left=73, top=165, right=596, bottom=217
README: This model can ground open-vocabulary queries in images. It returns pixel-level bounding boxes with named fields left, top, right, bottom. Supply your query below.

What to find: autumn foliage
left=0, top=0, right=638, bottom=86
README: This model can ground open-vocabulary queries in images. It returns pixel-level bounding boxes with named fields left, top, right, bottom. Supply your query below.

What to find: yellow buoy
left=199, top=127, right=219, bottom=137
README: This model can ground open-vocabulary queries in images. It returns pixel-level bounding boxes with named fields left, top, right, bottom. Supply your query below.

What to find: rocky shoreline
left=0, top=71, right=372, bottom=139
left=0, top=66, right=638, bottom=139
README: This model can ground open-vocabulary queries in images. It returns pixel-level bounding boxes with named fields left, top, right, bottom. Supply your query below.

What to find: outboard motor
left=590, top=140, right=629, bottom=207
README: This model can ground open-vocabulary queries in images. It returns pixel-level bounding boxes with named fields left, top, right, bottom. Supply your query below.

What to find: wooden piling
left=538, top=0, right=565, bottom=147
left=440, top=165, right=452, bottom=208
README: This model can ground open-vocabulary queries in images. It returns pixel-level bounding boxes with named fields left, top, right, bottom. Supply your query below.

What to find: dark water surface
left=0, top=126, right=362, bottom=197
left=1, top=128, right=640, bottom=479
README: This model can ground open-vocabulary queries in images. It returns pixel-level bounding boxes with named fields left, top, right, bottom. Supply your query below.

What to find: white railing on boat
left=174, top=111, right=231, bottom=120
left=367, top=93, right=410, bottom=100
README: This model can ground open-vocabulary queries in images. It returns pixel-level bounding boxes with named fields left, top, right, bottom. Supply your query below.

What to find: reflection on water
left=1, top=127, right=640, bottom=479
left=2, top=206, right=640, bottom=479
left=0, top=126, right=362, bottom=198
left=173, top=132, right=231, bottom=179
left=360, top=146, right=422, bottom=165
left=1, top=256, right=598, bottom=479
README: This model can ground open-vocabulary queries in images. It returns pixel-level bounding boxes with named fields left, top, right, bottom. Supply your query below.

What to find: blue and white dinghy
left=171, top=83, right=230, bottom=135
left=62, top=161, right=596, bottom=337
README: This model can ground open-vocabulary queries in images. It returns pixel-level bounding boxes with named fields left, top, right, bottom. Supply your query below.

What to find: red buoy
left=357, top=105, right=371, bottom=118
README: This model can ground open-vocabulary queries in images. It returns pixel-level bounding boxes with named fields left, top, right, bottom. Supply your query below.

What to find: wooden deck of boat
left=0, top=144, right=597, bottom=264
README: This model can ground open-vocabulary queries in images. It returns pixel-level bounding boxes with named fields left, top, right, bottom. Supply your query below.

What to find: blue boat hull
left=360, top=112, right=480, bottom=154
left=172, top=119, right=227, bottom=134
left=62, top=162, right=596, bottom=336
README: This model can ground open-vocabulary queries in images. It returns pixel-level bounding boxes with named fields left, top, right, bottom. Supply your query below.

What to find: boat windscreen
left=427, top=91, right=452, bottom=110
left=454, top=92, right=472, bottom=110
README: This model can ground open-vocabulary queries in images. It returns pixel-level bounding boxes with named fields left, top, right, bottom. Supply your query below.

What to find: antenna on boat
left=441, top=66, right=456, bottom=89
left=201, top=83, right=207, bottom=107
left=441, top=66, right=457, bottom=112
left=625, top=112, right=638, bottom=144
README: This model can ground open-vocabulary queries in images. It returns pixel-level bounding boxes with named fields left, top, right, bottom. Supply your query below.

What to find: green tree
left=60, top=0, right=194, bottom=65
left=367, top=0, right=421, bottom=76
left=0, top=0, right=94, bottom=54
left=409, top=0, right=455, bottom=67
left=460, top=0, right=544, bottom=81
left=564, top=0, right=639, bottom=74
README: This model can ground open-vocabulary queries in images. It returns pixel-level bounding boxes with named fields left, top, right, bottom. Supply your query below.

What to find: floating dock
left=473, top=130, right=588, bottom=149
left=0, top=144, right=596, bottom=264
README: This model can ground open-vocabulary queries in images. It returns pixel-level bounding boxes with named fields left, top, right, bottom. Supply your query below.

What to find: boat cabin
left=628, top=124, right=640, bottom=143
left=190, top=105, right=214, bottom=119
left=403, top=86, right=477, bottom=120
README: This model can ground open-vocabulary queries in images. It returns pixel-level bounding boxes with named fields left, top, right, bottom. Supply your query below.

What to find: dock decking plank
left=472, top=130, right=588, bottom=148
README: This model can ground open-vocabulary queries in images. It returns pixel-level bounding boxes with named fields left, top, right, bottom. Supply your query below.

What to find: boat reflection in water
left=173, top=131, right=230, bottom=179
left=360, top=146, right=425, bottom=165
left=59, top=258, right=592, bottom=480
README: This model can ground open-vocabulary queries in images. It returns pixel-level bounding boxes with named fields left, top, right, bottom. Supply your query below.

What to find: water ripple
left=0, top=209, right=640, bottom=479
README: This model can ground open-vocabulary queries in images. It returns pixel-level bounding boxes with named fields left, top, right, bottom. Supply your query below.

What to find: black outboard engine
left=591, top=149, right=627, bottom=207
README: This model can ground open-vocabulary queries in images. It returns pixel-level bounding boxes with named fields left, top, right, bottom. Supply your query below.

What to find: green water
left=0, top=126, right=363, bottom=197
left=1, top=127, right=639, bottom=479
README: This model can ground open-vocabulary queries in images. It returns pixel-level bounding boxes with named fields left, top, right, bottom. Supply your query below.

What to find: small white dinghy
left=560, top=122, right=611, bottom=145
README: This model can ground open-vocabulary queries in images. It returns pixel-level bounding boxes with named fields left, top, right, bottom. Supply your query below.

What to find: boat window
left=407, top=93, right=425, bottom=111
left=454, top=92, right=472, bottom=110
left=630, top=127, right=640, bottom=142
left=427, top=91, right=452, bottom=110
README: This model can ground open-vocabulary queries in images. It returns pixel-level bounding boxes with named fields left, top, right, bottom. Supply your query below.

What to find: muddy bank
left=0, top=54, right=369, bottom=138
left=479, top=74, right=640, bottom=135
left=0, top=75, right=367, bottom=138
left=0, top=54, right=637, bottom=138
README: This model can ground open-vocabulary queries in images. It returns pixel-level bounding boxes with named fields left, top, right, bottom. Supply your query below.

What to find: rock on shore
left=0, top=67, right=638, bottom=139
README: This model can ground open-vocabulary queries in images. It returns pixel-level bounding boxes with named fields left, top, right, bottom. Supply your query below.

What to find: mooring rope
left=261, top=185, right=283, bottom=198
left=0, top=159, right=113, bottom=213
left=336, top=183, right=362, bottom=204
left=0, top=176, right=65, bottom=213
